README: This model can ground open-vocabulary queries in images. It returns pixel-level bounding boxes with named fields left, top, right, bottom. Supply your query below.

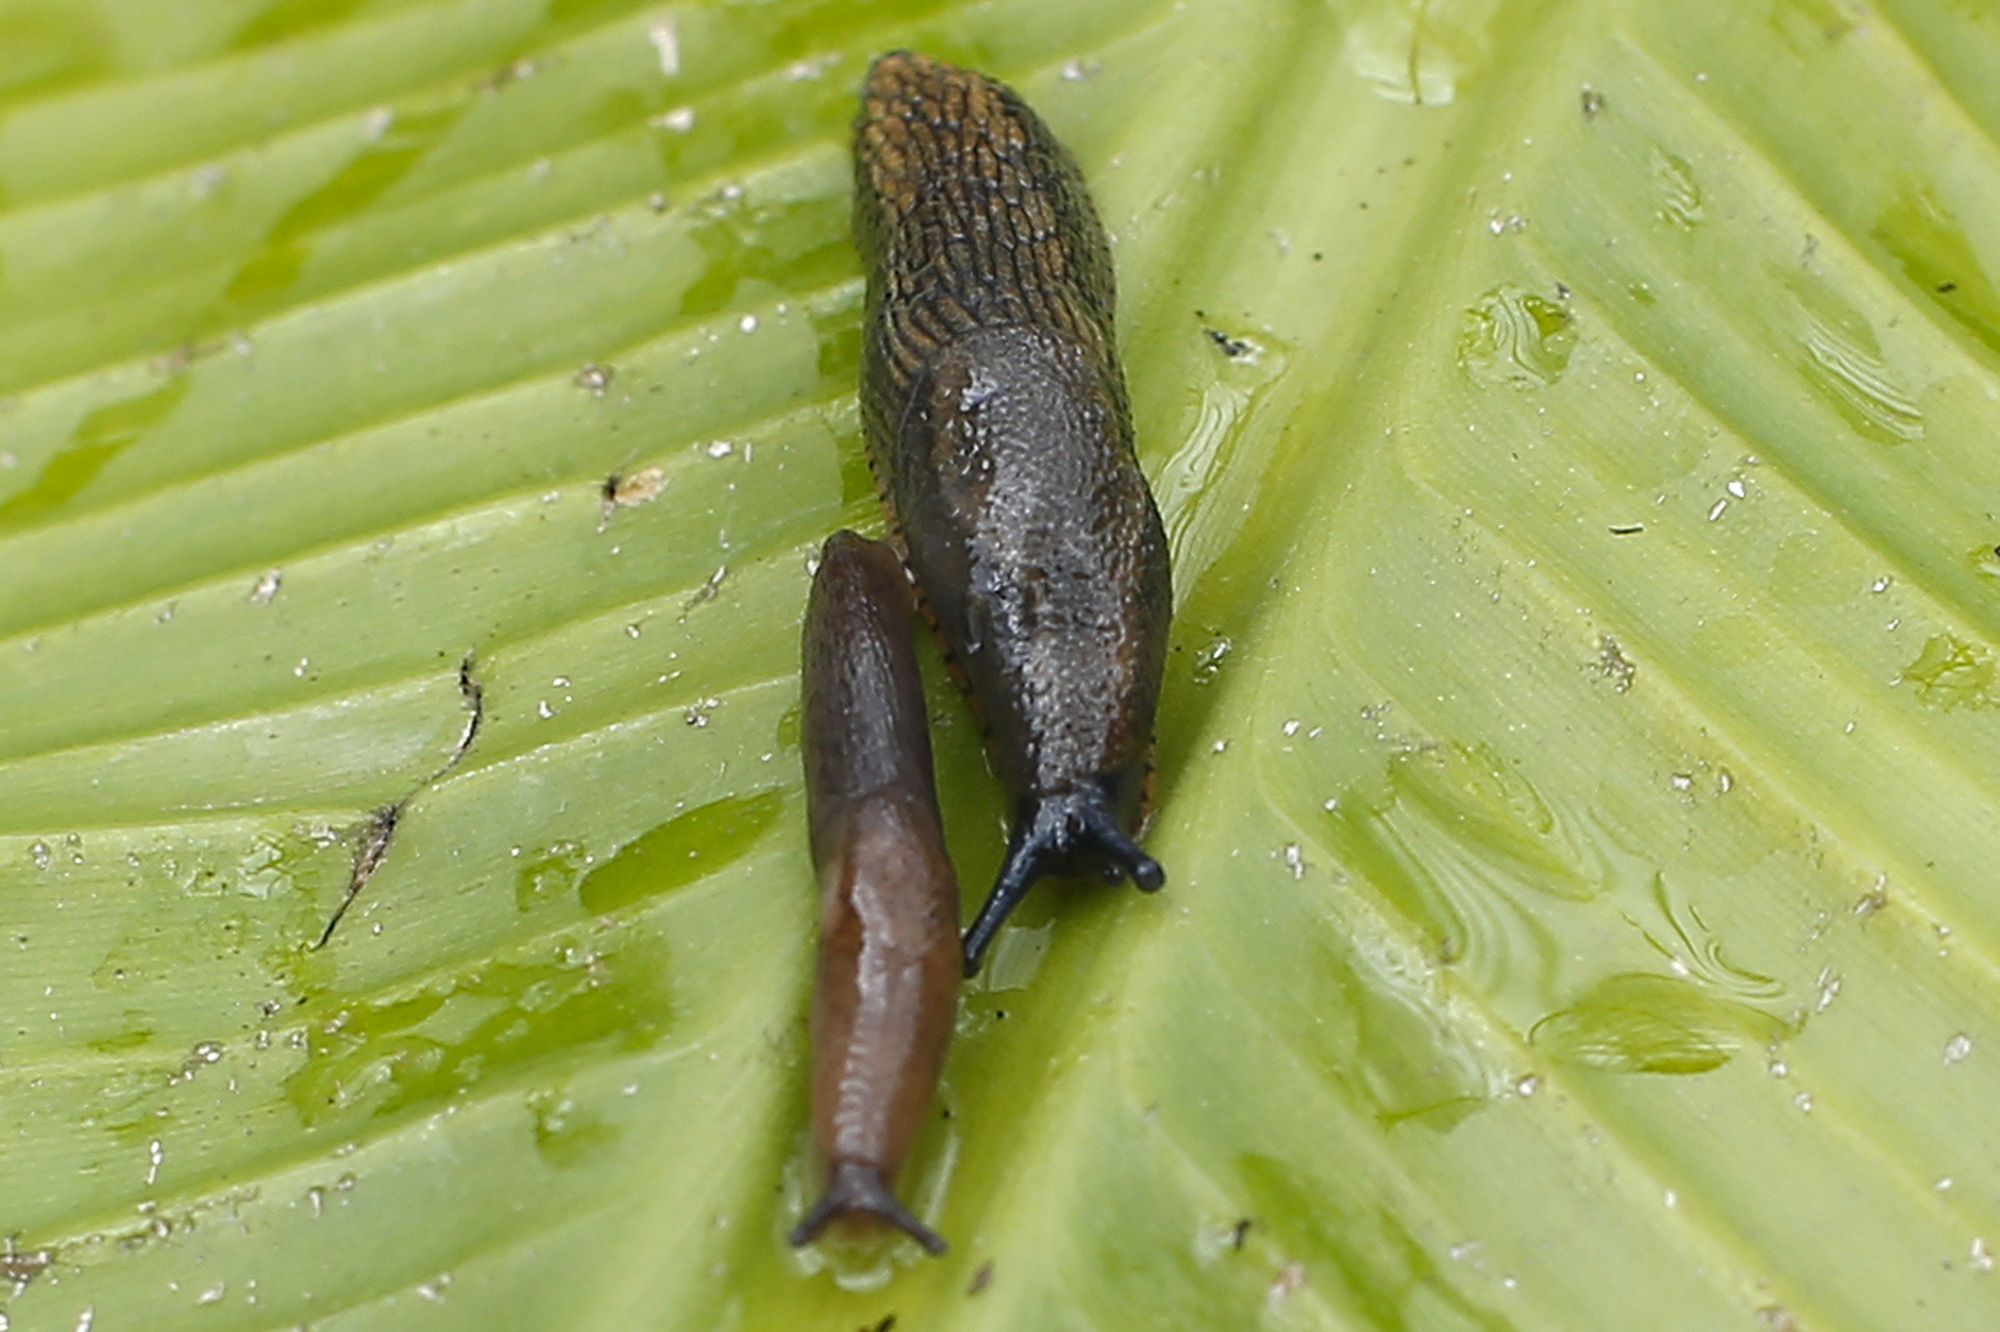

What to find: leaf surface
left=3, top=1, right=1998, bottom=1328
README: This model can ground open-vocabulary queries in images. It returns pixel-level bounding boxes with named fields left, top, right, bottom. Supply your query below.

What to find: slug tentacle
left=790, top=1159, right=949, bottom=1257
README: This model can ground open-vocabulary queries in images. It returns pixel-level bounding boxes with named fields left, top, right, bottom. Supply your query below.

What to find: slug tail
left=962, top=784, right=1166, bottom=976
left=790, top=1160, right=948, bottom=1257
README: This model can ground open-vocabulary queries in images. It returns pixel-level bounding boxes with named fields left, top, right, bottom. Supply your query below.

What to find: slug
left=854, top=51, right=1173, bottom=976
left=791, top=529, right=959, bottom=1257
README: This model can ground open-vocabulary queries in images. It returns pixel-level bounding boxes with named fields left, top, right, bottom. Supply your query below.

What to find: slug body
left=854, top=51, right=1172, bottom=977
left=792, top=530, right=960, bottom=1257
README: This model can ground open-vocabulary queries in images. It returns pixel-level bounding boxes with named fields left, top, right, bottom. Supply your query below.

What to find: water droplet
left=1530, top=973, right=1787, bottom=1075
left=1901, top=634, right=2000, bottom=710
left=1796, top=289, right=1924, bottom=444
left=655, top=106, right=696, bottom=133
left=1346, top=7, right=1470, bottom=104
left=1651, top=148, right=1704, bottom=228
left=574, top=363, right=613, bottom=396
left=647, top=19, right=680, bottom=76
left=1854, top=879, right=1889, bottom=918
left=704, top=440, right=733, bottom=459
left=1872, top=178, right=2000, bottom=361
left=1944, top=1032, right=1973, bottom=1065
left=1594, top=636, right=1636, bottom=692
left=578, top=792, right=784, bottom=916
left=1267, top=1261, right=1307, bottom=1307
left=1458, top=286, right=1575, bottom=389
left=513, top=841, right=588, bottom=912
left=1191, top=636, right=1233, bottom=684
left=249, top=570, right=281, bottom=604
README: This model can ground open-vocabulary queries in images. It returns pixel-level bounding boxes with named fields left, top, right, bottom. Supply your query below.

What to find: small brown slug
left=854, top=51, right=1173, bottom=976
left=791, top=529, right=959, bottom=1257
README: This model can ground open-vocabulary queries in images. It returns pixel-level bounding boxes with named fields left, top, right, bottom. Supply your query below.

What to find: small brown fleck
left=1205, top=328, right=1252, bottom=358
left=967, top=1260, right=995, bottom=1295
left=599, top=466, right=669, bottom=529
left=0, top=1242, right=52, bottom=1288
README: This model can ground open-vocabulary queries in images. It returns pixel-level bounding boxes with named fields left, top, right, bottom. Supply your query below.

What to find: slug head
left=790, top=1158, right=948, bottom=1257
left=961, top=770, right=1162, bottom=976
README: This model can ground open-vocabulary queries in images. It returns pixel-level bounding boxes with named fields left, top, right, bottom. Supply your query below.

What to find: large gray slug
left=791, top=530, right=959, bottom=1257
left=853, top=50, right=1172, bottom=977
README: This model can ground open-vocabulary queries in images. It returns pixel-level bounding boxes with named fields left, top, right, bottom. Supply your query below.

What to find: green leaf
left=4, top=0, right=1998, bottom=1327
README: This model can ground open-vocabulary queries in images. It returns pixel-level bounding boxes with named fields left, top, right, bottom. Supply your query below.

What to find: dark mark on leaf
left=1, top=1239, right=52, bottom=1291
left=967, top=1260, right=995, bottom=1295
left=454, top=653, right=485, bottom=760
left=1230, top=1217, right=1253, bottom=1251
left=1205, top=328, right=1252, bottom=358
left=599, top=465, right=669, bottom=531
left=314, top=653, right=485, bottom=948
left=315, top=804, right=400, bottom=949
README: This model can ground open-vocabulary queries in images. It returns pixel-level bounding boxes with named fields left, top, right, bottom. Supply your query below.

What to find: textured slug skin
left=854, top=51, right=1172, bottom=972
left=792, top=530, right=959, bottom=1257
